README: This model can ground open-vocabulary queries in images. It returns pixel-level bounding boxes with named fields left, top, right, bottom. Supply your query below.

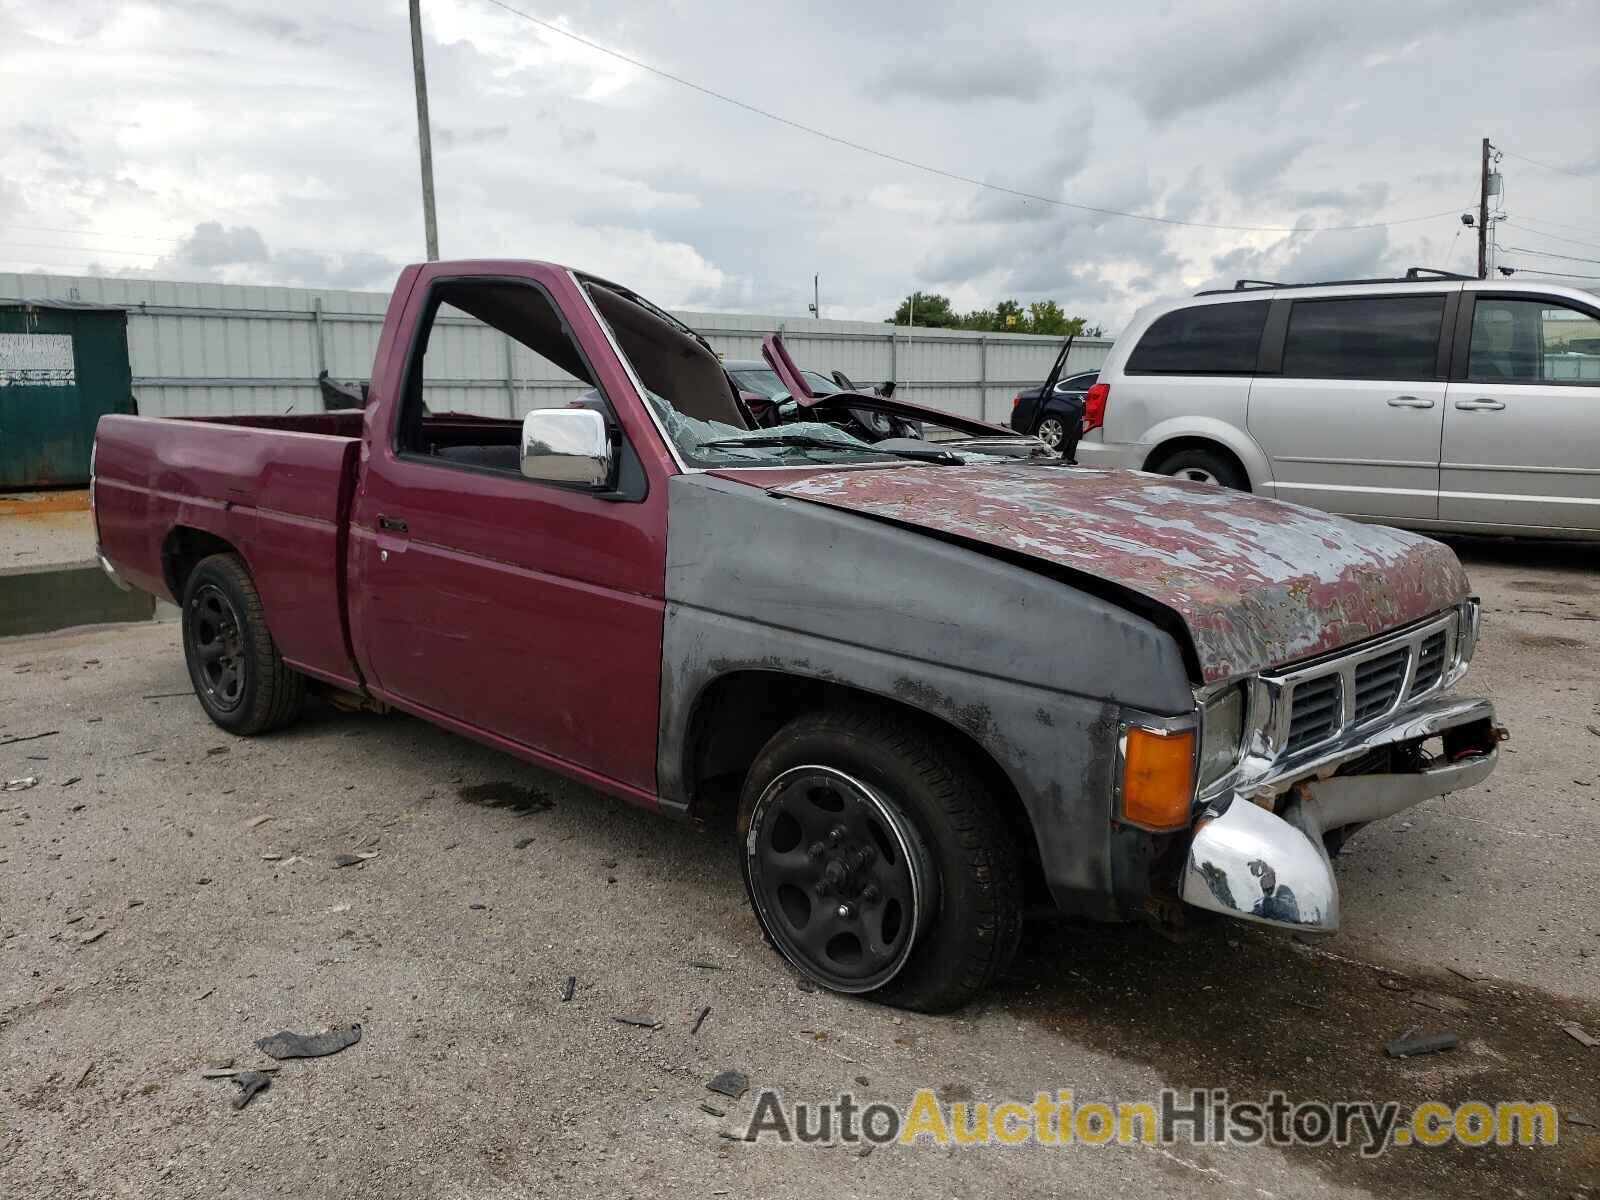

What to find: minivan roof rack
left=1196, top=267, right=1477, bottom=297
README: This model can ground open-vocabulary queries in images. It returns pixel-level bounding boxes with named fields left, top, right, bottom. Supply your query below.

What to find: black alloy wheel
left=744, top=764, right=934, bottom=994
left=187, top=582, right=247, bottom=711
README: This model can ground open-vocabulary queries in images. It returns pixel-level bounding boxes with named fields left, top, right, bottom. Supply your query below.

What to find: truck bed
left=93, top=412, right=365, bottom=689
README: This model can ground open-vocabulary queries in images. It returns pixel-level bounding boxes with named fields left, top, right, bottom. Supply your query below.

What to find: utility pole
left=1477, top=136, right=1490, bottom=280
left=409, top=0, right=440, bottom=261
left=808, top=274, right=820, bottom=318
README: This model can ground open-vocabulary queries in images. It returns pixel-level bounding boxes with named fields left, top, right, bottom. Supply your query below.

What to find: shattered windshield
left=643, top=391, right=898, bottom=468
left=730, top=367, right=838, bottom=399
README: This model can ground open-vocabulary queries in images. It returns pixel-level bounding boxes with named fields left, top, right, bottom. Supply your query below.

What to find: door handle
left=377, top=516, right=409, bottom=532
left=1386, top=395, right=1435, bottom=408
left=1453, top=398, right=1506, bottom=412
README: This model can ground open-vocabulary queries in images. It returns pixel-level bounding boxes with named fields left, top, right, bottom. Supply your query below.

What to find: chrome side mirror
left=521, top=407, right=612, bottom=487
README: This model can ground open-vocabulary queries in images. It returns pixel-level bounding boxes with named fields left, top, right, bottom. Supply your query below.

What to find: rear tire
left=181, top=553, right=306, bottom=735
left=1035, top=415, right=1068, bottom=452
left=737, top=705, right=1024, bottom=1012
left=1150, top=446, right=1246, bottom=490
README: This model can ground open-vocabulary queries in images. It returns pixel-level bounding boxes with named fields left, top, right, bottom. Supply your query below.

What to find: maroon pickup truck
left=92, top=260, right=1501, bottom=1011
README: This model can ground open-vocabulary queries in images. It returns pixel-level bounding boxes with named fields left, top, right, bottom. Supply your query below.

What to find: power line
left=1509, top=214, right=1600, bottom=242
left=0, top=223, right=183, bottom=245
left=1502, top=245, right=1600, bottom=267
left=1500, top=219, right=1600, bottom=253
left=474, top=0, right=1462, bottom=235
left=1499, top=147, right=1597, bottom=181
left=0, top=240, right=164, bottom=258
left=1499, top=265, right=1600, bottom=281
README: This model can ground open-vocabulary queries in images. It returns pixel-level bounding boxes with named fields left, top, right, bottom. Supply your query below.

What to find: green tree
left=889, top=292, right=1098, bottom=335
left=889, top=291, right=959, bottom=328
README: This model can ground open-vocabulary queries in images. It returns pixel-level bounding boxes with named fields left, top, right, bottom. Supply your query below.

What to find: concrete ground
left=1, top=536, right=1597, bottom=1199
left=0, top=494, right=96, bottom=570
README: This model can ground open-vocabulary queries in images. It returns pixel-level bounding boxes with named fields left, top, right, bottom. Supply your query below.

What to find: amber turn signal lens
left=1121, top=726, right=1197, bottom=831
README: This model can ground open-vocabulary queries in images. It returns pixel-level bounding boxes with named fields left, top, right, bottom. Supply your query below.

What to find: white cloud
left=0, top=0, right=1595, bottom=332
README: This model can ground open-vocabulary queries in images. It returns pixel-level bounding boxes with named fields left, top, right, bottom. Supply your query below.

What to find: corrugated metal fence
left=0, top=273, right=1112, bottom=425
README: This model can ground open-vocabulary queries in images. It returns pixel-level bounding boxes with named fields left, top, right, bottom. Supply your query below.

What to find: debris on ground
left=1385, top=1032, right=1459, bottom=1058
left=561, top=976, right=576, bottom=1002
left=246, top=814, right=272, bottom=829
left=1446, top=966, right=1486, bottom=983
left=1409, top=990, right=1471, bottom=1015
left=0, top=730, right=58, bottom=747
left=77, top=929, right=106, bottom=946
left=193, top=987, right=215, bottom=1002
left=692, top=1006, right=711, bottom=1035
left=255, top=1023, right=362, bottom=1060
left=227, top=1070, right=271, bottom=1111
left=699, top=1102, right=725, bottom=1117
left=59, top=776, right=81, bottom=788
left=1378, top=976, right=1407, bottom=992
left=200, top=1064, right=279, bottom=1078
left=3, top=776, right=40, bottom=792
left=707, top=1070, right=749, bottom=1100
left=332, top=851, right=378, bottom=868
left=1560, top=1022, right=1598, bottom=1048
left=206, top=746, right=229, bottom=757
left=513, top=836, right=535, bottom=850
left=717, top=1129, right=752, bottom=1142
left=74, top=1061, right=95, bottom=1089
left=612, top=1015, right=661, bottom=1030
left=1568, top=1112, right=1597, bottom=1129
left=796, top=977, right=818, bottom=994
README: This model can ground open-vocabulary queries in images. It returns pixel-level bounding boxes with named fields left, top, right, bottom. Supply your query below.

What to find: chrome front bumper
left=1180, top=695, right=1499, bottom=933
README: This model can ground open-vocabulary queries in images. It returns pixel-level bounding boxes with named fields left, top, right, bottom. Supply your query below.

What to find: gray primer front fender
left=658, top=473, right=1195, bottom=916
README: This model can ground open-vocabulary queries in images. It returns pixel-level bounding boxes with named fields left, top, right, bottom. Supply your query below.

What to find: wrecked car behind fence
left=90, top=258, right=1501, bottom=1011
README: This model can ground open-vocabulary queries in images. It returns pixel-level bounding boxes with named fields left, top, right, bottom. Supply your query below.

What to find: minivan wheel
left=1150, top=447, right=1247, bottom=490
left=1035, top=415, right=1067, bottom=451
left=738, top=706, right=1024, bottom=1012
left=181, top=553, right=307, bottom=735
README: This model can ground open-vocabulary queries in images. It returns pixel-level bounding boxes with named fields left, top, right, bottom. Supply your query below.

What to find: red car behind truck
left=92, top=260, right=1502, bottom=1010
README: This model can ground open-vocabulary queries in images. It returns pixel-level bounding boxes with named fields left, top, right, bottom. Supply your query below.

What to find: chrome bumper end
left=1180, top=698, right=1499, bottom=933
left=97, top=549, right=132, bottom=592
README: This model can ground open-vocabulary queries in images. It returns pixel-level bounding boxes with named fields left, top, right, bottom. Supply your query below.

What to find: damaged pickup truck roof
left=773, top=464, right=1471, bottom=683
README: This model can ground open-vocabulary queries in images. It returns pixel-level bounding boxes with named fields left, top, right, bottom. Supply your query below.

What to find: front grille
left=1353, top=647, right=1409, bottom=722
left=1412, top=630, right=1447, bottom=692
left=1287, top=674, right=1341, bottom=752
left=1268, top=611, right=1460, bottom=763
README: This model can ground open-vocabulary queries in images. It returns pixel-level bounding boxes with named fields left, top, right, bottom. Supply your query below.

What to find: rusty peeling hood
left=772, top=464, right=1471, bottom=683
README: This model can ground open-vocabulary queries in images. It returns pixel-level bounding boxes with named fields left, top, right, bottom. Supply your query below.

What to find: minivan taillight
left=1011, top=392, right=1023, bottom=411
left=1083, top=382, right=1109, bottom=432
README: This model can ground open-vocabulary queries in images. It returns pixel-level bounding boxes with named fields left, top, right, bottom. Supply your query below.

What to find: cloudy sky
left=2, top=0, right=1597, bottom=330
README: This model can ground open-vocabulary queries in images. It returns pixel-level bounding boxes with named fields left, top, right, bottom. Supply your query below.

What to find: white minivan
left=1076, top=272, right=1600, bottom=537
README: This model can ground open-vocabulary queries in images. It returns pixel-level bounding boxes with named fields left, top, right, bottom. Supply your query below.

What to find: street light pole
left=409, top=0, right=440, bottom=261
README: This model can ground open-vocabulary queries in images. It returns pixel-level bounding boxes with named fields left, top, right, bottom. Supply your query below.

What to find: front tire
left=181, top=553, right=306, bottom=735
left=738, top=706, right=1023, bottom=1012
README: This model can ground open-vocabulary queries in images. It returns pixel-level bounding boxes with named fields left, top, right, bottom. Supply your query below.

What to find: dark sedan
left=1010, top=368, right=1096, bottom=453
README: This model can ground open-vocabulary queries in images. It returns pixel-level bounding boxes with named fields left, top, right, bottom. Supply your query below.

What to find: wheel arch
left=681, top=668, right=1050, bottom=905
left=1138, top=416, right=1273, bottom=492
left=162, top=526, right=244, bottom=601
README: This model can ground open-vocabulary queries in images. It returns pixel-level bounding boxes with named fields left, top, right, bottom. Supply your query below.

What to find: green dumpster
left=0, top=299, right=136, bottom=488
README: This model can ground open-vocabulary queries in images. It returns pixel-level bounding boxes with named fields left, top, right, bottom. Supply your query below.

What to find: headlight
left=1198, top=685, right=1246, bottom=790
